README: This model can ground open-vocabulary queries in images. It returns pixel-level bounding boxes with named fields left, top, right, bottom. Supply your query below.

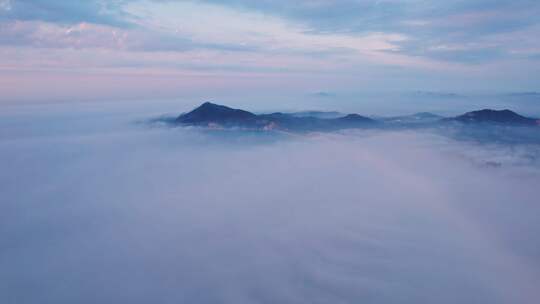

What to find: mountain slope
left=174, top=103, right=539, bottom=132
left=449, top=109, right=538, bottom=125
left=176, top=102, right=376, bottom=131
left=176, top=102, right=257, bottom=126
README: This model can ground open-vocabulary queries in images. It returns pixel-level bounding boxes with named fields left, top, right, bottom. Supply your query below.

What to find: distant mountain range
left=174, top=102, right=540, bottom=132
left=176, top=102, right=377, bottom=131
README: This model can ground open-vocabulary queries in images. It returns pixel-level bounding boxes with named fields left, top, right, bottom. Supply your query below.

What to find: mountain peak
left=453, top=109, right=537, bottom=125
left=199, top=101, right=220, bottom=108
left=173, top=103, right=539, bottom=131
left=194, top=102, right=233, bottom=112
left=176, top=102, right=257, bottom=125
left=336, top=113, right=376, bottom=124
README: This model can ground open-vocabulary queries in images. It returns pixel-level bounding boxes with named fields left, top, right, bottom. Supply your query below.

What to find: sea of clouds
left=1, top=101, right=540, bottom=304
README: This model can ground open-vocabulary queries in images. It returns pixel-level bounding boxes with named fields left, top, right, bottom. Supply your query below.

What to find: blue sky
left=1, top=0, right=539, bottom=105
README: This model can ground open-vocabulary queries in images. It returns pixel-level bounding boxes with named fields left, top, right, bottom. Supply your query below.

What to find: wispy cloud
left=0, top=0, right=539, bottom=102
left=0, top=0, right=132, bottom=27
left=196, top=0, right=540, bottom=64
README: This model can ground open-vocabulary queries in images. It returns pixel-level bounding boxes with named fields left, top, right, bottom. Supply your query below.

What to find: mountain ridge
left=176, top=102, right=377, bottom=131
left=175, top=102, right=540, bottom=131
left=446, top=109, right=538, bottom=125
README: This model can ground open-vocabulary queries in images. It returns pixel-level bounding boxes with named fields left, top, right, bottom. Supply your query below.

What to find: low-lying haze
left=1, top=101, right=540, bottom=303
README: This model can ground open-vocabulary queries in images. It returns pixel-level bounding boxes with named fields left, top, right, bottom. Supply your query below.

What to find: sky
left=2, top=3, right=540, bottom=301
left=1, top=0, right=540, bottom=106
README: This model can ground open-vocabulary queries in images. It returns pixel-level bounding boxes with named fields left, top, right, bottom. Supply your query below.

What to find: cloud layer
left=1, top=0, right=540, bottom=103
left=1, top=101, right=540, bottom=303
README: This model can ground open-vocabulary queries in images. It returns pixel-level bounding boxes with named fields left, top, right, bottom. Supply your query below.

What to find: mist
left=2, top=101, right=540, bottom=304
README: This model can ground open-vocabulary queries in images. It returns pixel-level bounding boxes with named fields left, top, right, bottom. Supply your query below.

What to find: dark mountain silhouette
left=448, top=109, right=539, bottom=125
left=339, top=114, right=373, bottom=122
left=336, top=114, right=376, bottom=126
left=173, top=103, right=539, bottom=132
left=176, top=102, right=377, bottom=131
left=177, top=102, right=257, bottom=126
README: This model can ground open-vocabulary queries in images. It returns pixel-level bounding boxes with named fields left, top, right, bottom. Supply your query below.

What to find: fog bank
left=1, top=102, right=540, bottom=304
